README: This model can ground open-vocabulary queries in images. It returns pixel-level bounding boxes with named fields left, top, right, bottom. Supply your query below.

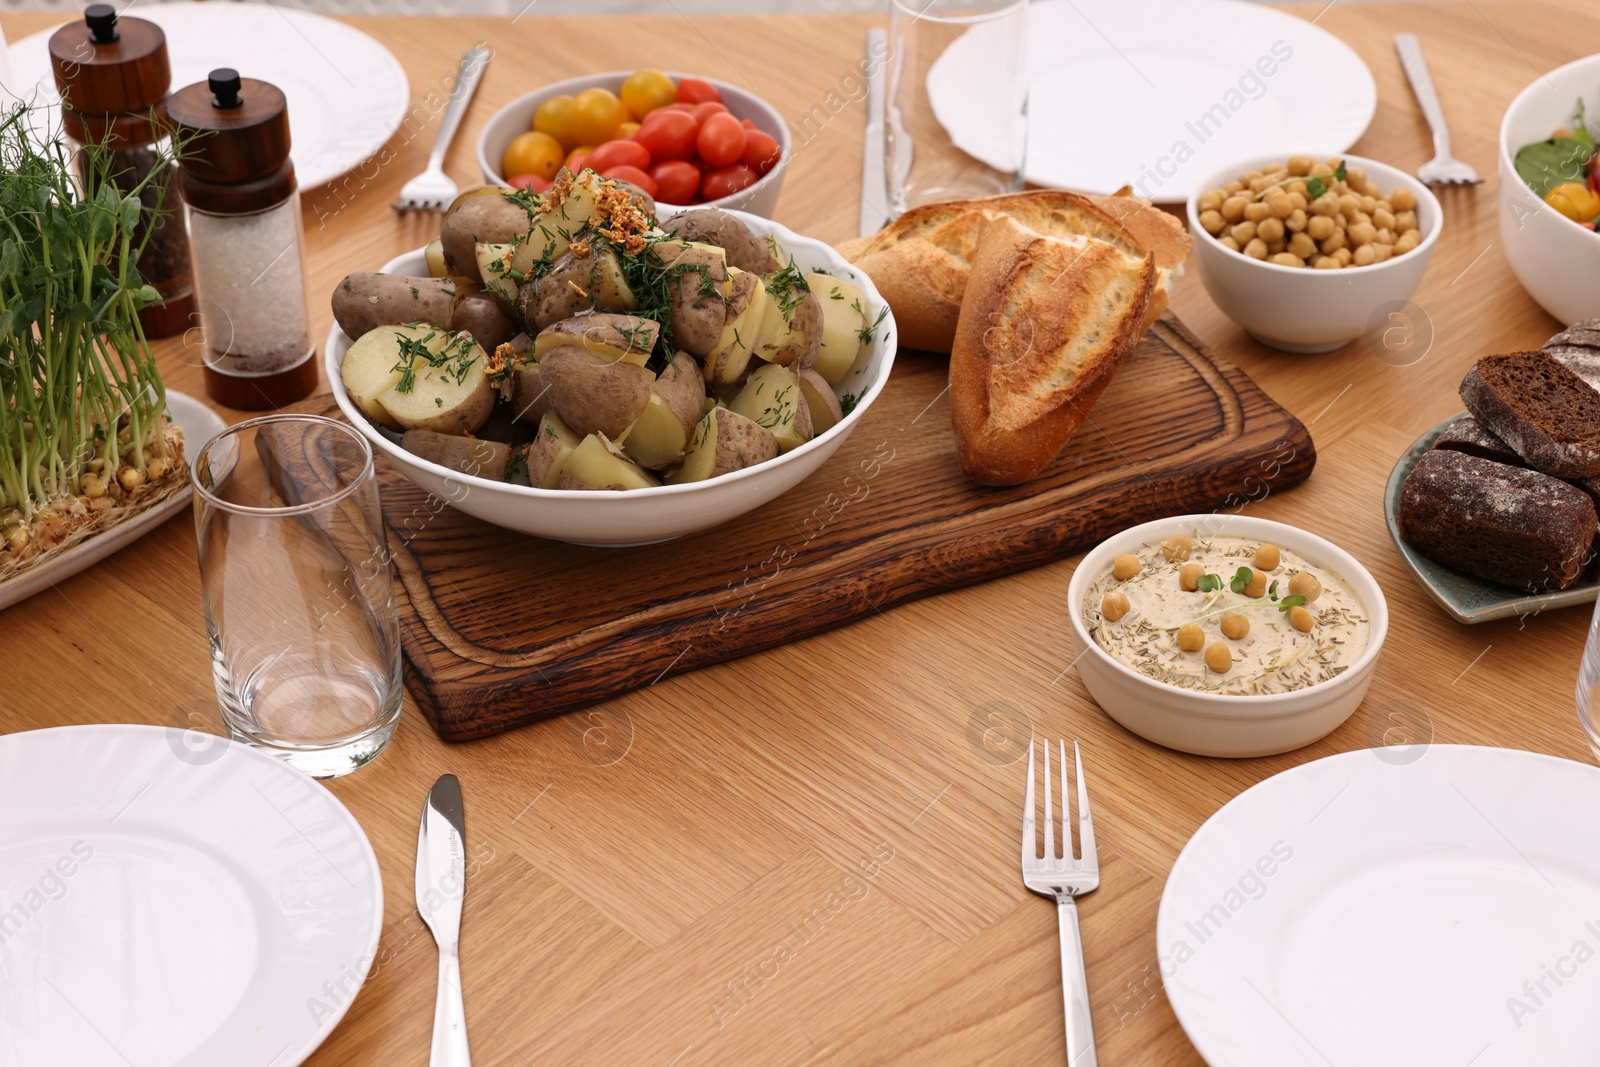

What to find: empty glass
left=885, top=0, right=1029, bottom=218
left=192, top=415, right=401, bottom=778
left=1578, top=594, right=1600, bottom=762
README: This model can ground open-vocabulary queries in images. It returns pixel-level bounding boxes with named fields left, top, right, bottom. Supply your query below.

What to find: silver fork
left=1394, top=34, right=1481, bottom=185
left=1022, top=739, right=1100, bottom=1066
left=394, top=45, right=492, bottom=213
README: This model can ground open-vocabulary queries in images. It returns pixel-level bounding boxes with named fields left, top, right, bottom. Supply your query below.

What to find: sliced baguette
left=949, top=212, right=1154, bottom=485
left=839, top=188, right=1186, bottom=353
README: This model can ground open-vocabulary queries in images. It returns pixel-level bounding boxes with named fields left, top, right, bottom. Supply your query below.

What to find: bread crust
left=1461, top=353, right=1600, bottom=478
left=949, top=213, right=1154, bottom=485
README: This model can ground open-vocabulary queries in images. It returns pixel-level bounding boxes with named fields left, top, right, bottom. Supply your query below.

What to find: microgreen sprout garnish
left=1165, top=569, right=1306, bottom=629
left=1254, top=160, right=1347, bottom=202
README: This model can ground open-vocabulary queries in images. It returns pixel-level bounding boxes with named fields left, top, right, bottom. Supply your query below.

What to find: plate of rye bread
left=1388, top=321, right=1600, bottom=623
left=837, top=188, right=1191, bottom=485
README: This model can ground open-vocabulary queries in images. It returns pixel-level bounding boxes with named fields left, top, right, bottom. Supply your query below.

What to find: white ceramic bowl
left=476, top=71, right=791, bottom=218
left=1186, top=153, right=1441, bottom=353
left=1066, top=515, right=1389, bottom=758
left=1499, top=53, right=1600, bottom=326
left=325, top=208, right=896, bottom=547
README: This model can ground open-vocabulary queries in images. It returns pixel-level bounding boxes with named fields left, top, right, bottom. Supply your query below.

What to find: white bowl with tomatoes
left=477, top=70, right=790, bottom=216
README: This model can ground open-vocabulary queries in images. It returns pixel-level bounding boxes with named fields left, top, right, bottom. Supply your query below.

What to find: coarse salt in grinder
left=166, top=68, right=317, bottom=410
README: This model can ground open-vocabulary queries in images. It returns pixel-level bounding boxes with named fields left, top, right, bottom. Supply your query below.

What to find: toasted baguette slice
left=838, top=188, right=1186, bottom=353
left=949, top=213, right=1154, bottom=485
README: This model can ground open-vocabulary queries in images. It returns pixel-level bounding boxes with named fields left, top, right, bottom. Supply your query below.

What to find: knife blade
left=416, top=773, right=471, bottom=1066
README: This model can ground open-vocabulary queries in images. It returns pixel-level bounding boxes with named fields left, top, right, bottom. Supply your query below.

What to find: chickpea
left=1242, top=568, right=1268, bottom=598
left=1331, top=246, right=1353, bottom=267
left=1287, top=606, right=1315, bottom=633
left=1286, top=208, right=1308, bottom=233
left=1288, top=232, right=1318, bottom=259
left=1112, top=553, right=1142, bottom=580
left=1361, top=181, right=1382, bottom=198
left=1219, top=236, right=1241, bottom=252
left=1243, top=169, right=1263, bottom=183
left=1359, top=194, right=1377, bottom=215
left=1337, top=193, right=1361, bottom=218
left=1309, top=161, right=1333, bottom=178
left=1312, top=255, right=1338, bottom=270
left=1352, top=243, right=1377, bottom=267
left=1180, top=562, right=1204, bottom=591
left=1320, top=229, right=1347, bottom=254
left=1177, top=623, right=1206, bottom=652
left=1391, top=186, right=1417, bottom=212
left=1395, top=209, right=1417, bottom=232
left=1306, top=214, right=1336, bottom=241
left=1253, top=543, right=1281, bottom=571
left=1309, top=194, right=1338, bottom=217
left=1266, top=236, right=1288, bottom=256
left=1200, top=209, right=1226, bottom=235
left=1265, top=191, right=1294, bottom=218
left=1395, top=229, right=1421, bottom=254
left=1161, top=535, right=1194, bottom=561
left=1288, top=154, right=1314, bottom=176
left=1221, top=195, right=1249, bottom=222
left=1244, top=238, right=1269, bottom=259
left=1220, top=613, right=1250, bottom=640
left=1347, top=222, right=1376, bottom=247
left=1373, top=207, right=1396, bottom=232
left=117, top=466, right=144, bottom=492
left=1225, top=179, right=1246, bottom=196
left=1288, top=571, right=1322, bottom=602
left=1375, top=227, right=1394, bottom=245
left=1287, top=190, right=1308, bottom=211
left=1262, top=162, right=1284, bottom=176
left=1372, top=243, right=1393, bottom=263
left=1200, top=189, right=1224, bottom=211
left=1257, top=216, right=1286, bottom=243
left=81, top=472, right=107, bottom=499
left=1102, top=591, right=1131, bottom=622
left=1351, top=211, right=1372, bottom=228
left=1248, top=176, right=1276, bottom=195
left=1204, top=642, right=1233, bottom=673
left=1345, top=166, right=1367, bottom=188
left=1231, top=220, right=1258, bottom=244
left=1243, top=200, right=1271, bottom=223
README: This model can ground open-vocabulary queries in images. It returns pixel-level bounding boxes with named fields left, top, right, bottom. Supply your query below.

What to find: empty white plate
left=928, top=0, right=1375, bottom=202
left=1159, top=746, right=1600, bottom=1066
left=0, top=724, right=382, bottom=1066
left=7, top=2, right=409, bottom=191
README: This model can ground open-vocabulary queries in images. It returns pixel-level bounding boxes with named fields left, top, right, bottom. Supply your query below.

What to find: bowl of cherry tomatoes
left=477, top=69, right=790, bottom=216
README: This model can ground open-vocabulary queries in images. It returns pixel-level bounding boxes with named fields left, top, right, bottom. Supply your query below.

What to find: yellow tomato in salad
left=1545, top=181, right=1600, bottom=222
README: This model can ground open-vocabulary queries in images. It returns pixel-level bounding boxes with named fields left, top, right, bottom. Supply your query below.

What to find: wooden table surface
left=5, top=3, right=1599, bottom=1063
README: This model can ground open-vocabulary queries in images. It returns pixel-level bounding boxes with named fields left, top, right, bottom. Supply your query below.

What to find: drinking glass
left=1578, top=593, right=1600, bottom=762
left=885, top=0, right=1029, bottom=218
left=192, top=415, right=401, bottom=778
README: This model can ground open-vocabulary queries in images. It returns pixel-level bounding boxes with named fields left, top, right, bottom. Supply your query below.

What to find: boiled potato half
left=668, top=407, right=780, bottom=484
left=619, top=353, right=707, bottom=469
left=524, top=412, right=582, bottom=488
left=525, top=170, right=606, bottom=265
left=537, top=344, right=654, bottom=439
left=655, top=240, right=728, bottom=357
left=797, top=368, right=844, bottom=435
left=523, top=248, right=639, bottom=331
left=340, top=324, right=443, bottom=430
left=806, top=273, right=869, bottom=384
left=753, top=273, right=822, bottom=370
left=374, top=329, right=495, bottom=435
left=558, top=433, right=660, bottom=490
left=702, top=268, right=769, bottom=385
left=533, top=314, right=659, bottom=367
left=441, top=186, right=534, bottom=280
left=729, top=363, right=812, bottom=452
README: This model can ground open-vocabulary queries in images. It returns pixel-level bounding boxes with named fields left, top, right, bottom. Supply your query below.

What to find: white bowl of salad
left=1501, top=53, right=1600, bottom=325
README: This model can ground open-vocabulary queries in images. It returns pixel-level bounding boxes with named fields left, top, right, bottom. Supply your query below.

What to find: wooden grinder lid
left=49, top=5, right=170, bottom=141
left=166, top=70, right=296, bottom=213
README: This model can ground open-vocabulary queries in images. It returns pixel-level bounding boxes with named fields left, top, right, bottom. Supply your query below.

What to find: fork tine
left=1042, top=738, right=1055, bottom=862
left=1075, top=740, right=1096, bottom=867
left=1022, top=740, right=1036, bottom=865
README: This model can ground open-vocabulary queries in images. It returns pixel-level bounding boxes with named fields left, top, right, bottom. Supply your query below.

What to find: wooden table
left=4, top=3, right=1598, bottom=1062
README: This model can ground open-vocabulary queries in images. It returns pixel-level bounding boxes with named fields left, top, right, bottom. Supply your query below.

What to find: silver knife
left=859, top=27, right=888, bottom=237
left=416, top=773, right=471, bottom=1066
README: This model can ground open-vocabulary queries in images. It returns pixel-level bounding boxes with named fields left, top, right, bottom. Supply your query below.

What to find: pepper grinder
left=165, top=68, right=317, bottom=410
left=49, top=3, right=195, bottom=340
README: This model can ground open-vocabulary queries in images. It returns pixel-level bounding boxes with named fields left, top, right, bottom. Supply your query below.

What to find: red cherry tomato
left=675, top=77, right=722, bottom=105
left=741, top=118, right=756, bottom=130
left=648, top=102, right=698, bottom=116
left=691, top=101, right=730, bottom=124
left=507, top=173, right=551, bottom=192
left=650, top=160, right=701, bottom=204
left=696, top=113, right=747, bottom=168
left=633, top=110, right=700, bottom=162
left=586, top=139, right=651, bottom=173
left=741, top=130, right=781, bottom=174
left=701, top=163, right=759, bottom=202
left=601, top=164, right=658, bottom=198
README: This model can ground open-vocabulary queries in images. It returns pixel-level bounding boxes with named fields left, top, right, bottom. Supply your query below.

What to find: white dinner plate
left=0, top=390, right=224, bottom=614
left=7, top=2, right=409, bottom=191
left=1158, top=746, right=1600, bottom=1066
left=927, top=0, right=1376, bottom=203
left=0, top=724, right=382, bottom=1066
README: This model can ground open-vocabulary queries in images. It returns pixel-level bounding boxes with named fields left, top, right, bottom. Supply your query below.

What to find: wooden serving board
left=297, top=316, right=1314, bottom=740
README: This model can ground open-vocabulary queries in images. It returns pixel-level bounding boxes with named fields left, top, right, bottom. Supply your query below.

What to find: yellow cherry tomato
left=566, top=88, right=627, bottom=147
left=532, top=94, right=574, bottom=148
left=617, top=120, right=641, bottom=139
left=502, top=131, right=565, bottom=182
left=1545, top=181, right=1600, bottom=222
left=620, top=68, right=677, bottom=120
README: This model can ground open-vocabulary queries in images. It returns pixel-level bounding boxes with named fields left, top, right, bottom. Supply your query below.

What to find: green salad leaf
left=1516, top=95, right=1597, bottom=198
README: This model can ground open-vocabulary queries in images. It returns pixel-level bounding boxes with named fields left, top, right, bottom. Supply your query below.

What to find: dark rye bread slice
left=1399, top=450, right=1597, bottom=593
left=1460, top=351, right=1600, bottom=478
left=1431, top=415, right=1523, bottom=466
left=1544, top=320, right=1600, bottom=392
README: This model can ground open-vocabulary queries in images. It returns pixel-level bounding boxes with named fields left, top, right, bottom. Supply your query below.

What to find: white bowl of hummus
left=1067, top=515, right=1388, bottom=757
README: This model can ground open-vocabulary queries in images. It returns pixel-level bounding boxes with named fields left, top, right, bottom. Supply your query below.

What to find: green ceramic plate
left=1384, top=415, right=1600, bottom=624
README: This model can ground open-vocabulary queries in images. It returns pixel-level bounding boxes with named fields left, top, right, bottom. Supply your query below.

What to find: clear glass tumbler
left=191, top=415, right=401, bottom=778
left=885, top=0, right=1029, bottom=218
left=1577, top=593, right=1600, bottom=762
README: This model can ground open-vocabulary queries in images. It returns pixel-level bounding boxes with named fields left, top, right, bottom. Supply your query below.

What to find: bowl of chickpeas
left=1067, top=515, right=1389, bottom=758
left=1186, top=153, right=1442, bottom=353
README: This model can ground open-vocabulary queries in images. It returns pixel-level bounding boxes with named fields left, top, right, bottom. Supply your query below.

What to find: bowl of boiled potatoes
left=1186, top=153, right=1442, bottom=353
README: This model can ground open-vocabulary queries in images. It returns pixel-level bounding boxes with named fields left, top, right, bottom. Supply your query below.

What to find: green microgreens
left=1165, top=568, right=1307, bottom=629
left=1253, top=160, right=1347, bottom=203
